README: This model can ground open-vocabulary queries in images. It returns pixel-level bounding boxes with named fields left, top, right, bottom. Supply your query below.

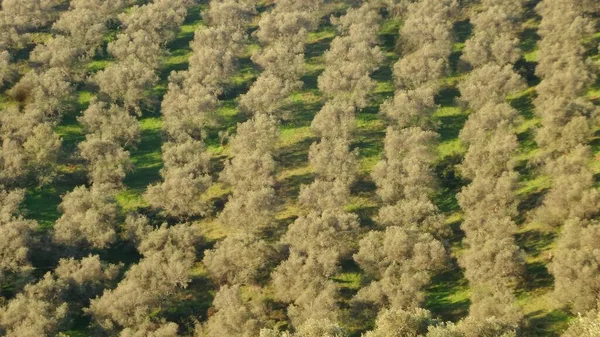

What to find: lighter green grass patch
left=116, top=189, right=148, bottom=211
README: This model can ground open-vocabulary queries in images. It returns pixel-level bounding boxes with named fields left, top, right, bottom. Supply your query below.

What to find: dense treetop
left=0, top=0, right=598, bottom=336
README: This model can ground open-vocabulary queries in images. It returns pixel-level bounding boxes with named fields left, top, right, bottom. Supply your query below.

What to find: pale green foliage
left=219, top=114, right=279, bottom=231
left=53, top=0, right=126, bottom=45
left=535, top=0, right=596, bottom=82
left=0, top=51, right=14, bottom=88
left=311, top=101, right=356, bottom=140
left=284, top=209, right=360, bottom=261
left=460, top=0, right=525, bottom=68
left=186, top=25, right=246, bottom=90
left=462, top=32, right=520, bottom=69
left=0, top=0, right=65, bottom=37
left=562, top=313, right=600, bottom=337
left=161, top=74, right=217, bottom=142
left=117, top=0, right=189, bottom=47
left=457, top=316, right=518, bottom=337
left=532, top=2, right=599, bottom=318
left=299, top=138, right=358, bottom=211
left=253, top=0, right=320, bottom=45
left=78, top=134, right=132, bottom=186
left=535, top=54, right=596, bottom=101
left=10, top=68, right=73, bottom=118
left=260, top=318, right=347, bottom=337
left=0, top=274, right=70, bottom=337
left=121, top=213, right=152, bottom=246
left=120, top=321, right=180, bottom=337
left=354, top=226, right=446, bottom=308
left=251, top=40, right=305, bottom=84
left=458, top=173, right=524, bottom=285
left=534, top=146, right=600, bottom=227
left=145, top=140, right=212, bottom=218
left=457, top=9, right=526, bottom=323
left=0, top=106, right=62, bottom=185
left=79, top=100, right=140, bottom=148
left=458, top=64, right=525, bottom=111
left=373, top=127, right=438, bottom=204
left=287, top=283, right=340, bottom=328
left=393, top=43, right=451, bottom=90
left=0, top=188, right=37, bottom=282
left=424, top=323, right=463, bottom=337
left=30, top=35, right=82, bottom=69
left=550, top=218, right=600, bottom=313
left=272, top=252, right=338, bottom=303
left=307, top=137, right=358, bottom=188
left=203, top=233, right=279, bottom=285
left=220, top=116, right=277, bottom=179
left=318, top=3, right=383, bottom=108
left=460, top=126, right=519, bottom=180
left=94, top=58, right=159, bottom=113
left=204, top=0, right=256, bottom=28
left=380, top=86, right=437, bottom=129
left=239, top=73, right=302, bottom=115
left=204, top=285, right=267, bottom=337
left=466, top=286, right=523, bottom=329
left=108, top=29, right=165, bottom=67
left=294, top=319, right=347, bottom=337
left=372, top=127, right=445, bottom=235
left=30, top=0, right=128, bottom=71
left=0, top=255, right=119, bottom=337
left=87, top=223, right=198, bottom=333
left=298, top=179, right=351, bottom=213
left=239, top=0, right=320, bottom=115
left=363, top=307, right=433, bottom=337
left=53, top=185, right=120, bottom=250
left=399, top=0, right=457, bottom=55
left=534, top=0, right=598, bottom=159
left=54, top=255, right=121, bottom=301
left=534, top=97, right=598, bottom=156
left=218, top=185, right=278, bottom=231
left=376, top=196, right=446, bottom=235
left=458, top=170, right=518, bottom=218
left=459, top=102, right=520, bottom=144
left=394, top=0, right=456, bottom=91
left=137, top=222, right=199, bottom=257
left=459, top=216, right=523, bottom=285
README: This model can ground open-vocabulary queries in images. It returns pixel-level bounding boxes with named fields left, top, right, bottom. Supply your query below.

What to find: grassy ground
left=8, top=0, right=600, bottom=336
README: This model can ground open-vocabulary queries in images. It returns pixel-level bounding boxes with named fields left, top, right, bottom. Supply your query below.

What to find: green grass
left=11, top=1, right=600, bottom=336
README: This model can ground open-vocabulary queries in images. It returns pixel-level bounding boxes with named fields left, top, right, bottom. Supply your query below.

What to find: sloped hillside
left=0, top=0, right=598, bottom=336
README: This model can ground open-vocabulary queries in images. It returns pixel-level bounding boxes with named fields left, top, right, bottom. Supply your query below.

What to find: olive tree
left=203, top=285, right=267, bottom=337
left=218, top=114, right=279, bottom=232
left=354, top=226, right=446, bottom=309
left=93, top=59, right=159, bottom=114
left=203, top=233, right=280, bottom=285
left=0, top=255, right=119, bottom=337
left=53, top=185, right=120, bottom=250
left=0, top=188, right=37, bottom=283
left=145, top=140, right=212, bottom=218
left=87, top=223, right=198, bottom=334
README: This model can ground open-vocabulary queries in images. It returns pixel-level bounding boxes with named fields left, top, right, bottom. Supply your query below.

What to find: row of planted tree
left=0, top=0, right=599, bottom=336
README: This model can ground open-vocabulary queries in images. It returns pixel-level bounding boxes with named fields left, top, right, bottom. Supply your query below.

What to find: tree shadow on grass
left=525, top=309, right=570, bottom=337
left=23, top=168, right=87, bottom=230
left=454, top=20, right=473, bottom=44
left=434, top=153, right=465, bottom=214
left=277, top=173, right=314, bottom=201
left=164, top=273, right=215, bottom=334
left=124, top=121, right=163, bottom=191
left=516, top=188, right=546, bottom=224
left=277, top=137, right=314, bottom=170
left=425, top=260, right=470, bottom=322
left=520, top=260, right=554, bottom=294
